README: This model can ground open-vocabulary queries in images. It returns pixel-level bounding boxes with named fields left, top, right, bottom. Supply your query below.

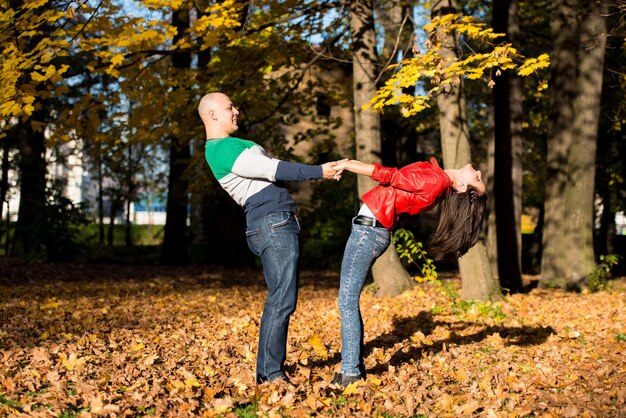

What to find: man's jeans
left=338, top=222, right=390, bottom=376
left=246, top=211, right=300, bottom=381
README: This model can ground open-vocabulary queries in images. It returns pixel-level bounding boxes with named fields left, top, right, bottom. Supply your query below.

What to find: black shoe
left=330, top=372, right=362, bottom=387
left=256, top=374, right=290, bottom=385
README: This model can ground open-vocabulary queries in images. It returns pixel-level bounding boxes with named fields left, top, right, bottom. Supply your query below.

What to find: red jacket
left=362, top=158, right=452, bottom=230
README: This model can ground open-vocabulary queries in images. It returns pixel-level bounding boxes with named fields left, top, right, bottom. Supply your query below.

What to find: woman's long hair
left=428, top=186, right=488, bottom=261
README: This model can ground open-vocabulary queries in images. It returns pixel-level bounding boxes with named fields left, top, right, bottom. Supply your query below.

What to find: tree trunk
left=486, top=104, right=499, bottom=280
left=125, top=198, right=133, bottom=247
left=540, top=0, right=578, bottom=288
left=561, top=0, right=607, bottom=288
left=432, top=0, right=500, bottom=301
left=377, top=0, right=412, bottom=64
left=10, top=111, right=47, bottom=260
left=541, top=0, right=607, bottom=289
left=492, top=0, right=524, bottom=293
left=597, top=188, right=615, bottom=256
left=349, top=0, right=413, bottom=296
left=0, top=135, right=10, bottom=224
left=97, top=153, right=105, bottom=244
left=107, top=201, right=117, bottom=248
left=160, top=7, right=191, bottom=265
left=350, top=0, right=381, bottom=195
left=190, top=6, right=213, bottom=262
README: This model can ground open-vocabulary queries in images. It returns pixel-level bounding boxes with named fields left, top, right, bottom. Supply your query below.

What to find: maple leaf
left=342, top=381, right=359, bottom=395
left=58, top=352, right=86, bottom=371
left=0, top=264, right=624, bottom=416
left=307, top=334, right=328, bottom=358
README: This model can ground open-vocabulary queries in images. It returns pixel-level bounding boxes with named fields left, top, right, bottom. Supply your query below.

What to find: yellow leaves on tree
left=0, top=0, right=184, bottom=121
left=0, top=2, right=69, bottom=119
left=367, top=14, right=551, bottom=117
left=192, top=0, right=243, bottom=48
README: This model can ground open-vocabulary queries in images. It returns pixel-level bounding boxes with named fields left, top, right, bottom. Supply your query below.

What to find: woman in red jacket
left=330, top=158, right=487, bottom=387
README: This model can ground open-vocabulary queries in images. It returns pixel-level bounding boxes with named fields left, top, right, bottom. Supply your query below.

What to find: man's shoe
left=256, top=374, right=290, bottom=385
left=330, top=372, right=362, bottom=387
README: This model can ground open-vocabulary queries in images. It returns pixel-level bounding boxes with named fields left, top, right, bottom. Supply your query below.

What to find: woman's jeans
left=338, top=222, right=391, bottom=376
left=246, top=211, right=300, bottom=382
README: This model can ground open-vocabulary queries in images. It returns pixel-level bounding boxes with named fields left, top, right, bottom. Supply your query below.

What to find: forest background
left=2, top=0, right=625, bottom=295
left=1, top=0, right=626, bottom=416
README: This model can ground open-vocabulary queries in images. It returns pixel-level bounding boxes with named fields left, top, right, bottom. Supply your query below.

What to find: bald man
left=200, top=92, right=340, bottom=384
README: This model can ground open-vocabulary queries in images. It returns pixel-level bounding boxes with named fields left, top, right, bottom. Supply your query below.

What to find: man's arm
left=231, top=146, right=341, bottom=182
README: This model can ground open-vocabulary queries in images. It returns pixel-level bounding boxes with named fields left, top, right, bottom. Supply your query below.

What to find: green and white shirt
left=205, top=137, right=323, bottom=226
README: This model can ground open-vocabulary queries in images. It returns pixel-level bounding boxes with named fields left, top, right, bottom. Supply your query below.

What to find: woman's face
left=457, top=164, right=485, bottom=196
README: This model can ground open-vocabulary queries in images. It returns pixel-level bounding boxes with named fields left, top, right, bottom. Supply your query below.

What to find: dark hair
left=428, top=186, right=488, bottom=261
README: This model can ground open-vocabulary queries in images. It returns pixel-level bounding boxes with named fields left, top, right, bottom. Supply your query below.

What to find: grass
left=78, top=223, right=164, bottom=246
left=0, top=222, right=163, bottom=259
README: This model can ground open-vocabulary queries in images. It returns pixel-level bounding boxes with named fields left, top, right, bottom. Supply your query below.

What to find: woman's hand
left=321, top=159, right=348, bottom=180
left=334, top=160, right=375, bottom=177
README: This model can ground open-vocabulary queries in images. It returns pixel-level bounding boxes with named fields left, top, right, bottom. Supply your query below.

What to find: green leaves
left=393, top=228, right=438, bottom=281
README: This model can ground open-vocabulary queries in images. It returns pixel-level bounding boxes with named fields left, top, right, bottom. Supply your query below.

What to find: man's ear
left=210, top=110, right=217, bottom=120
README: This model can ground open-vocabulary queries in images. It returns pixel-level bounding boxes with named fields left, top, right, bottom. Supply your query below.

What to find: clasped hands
left=322, top=158, right=348, bottom=181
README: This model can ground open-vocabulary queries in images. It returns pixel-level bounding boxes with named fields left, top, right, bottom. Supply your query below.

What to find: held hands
left=321, top=158, right=348, bottom=180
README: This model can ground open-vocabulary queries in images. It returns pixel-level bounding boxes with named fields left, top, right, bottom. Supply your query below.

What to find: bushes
left=45, top=187, right=90, bottom=262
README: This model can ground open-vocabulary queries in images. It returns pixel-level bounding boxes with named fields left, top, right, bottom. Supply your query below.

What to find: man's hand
left=321, top=159, right=348, bottom=180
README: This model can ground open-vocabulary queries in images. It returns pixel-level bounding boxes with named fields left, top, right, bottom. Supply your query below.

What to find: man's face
left=212, top=94, right=239, bottom=134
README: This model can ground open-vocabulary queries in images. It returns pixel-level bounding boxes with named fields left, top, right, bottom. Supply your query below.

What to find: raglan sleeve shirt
left=205, top=136, right=323, bottom=226
left=206, top=137, right=322, bottom=182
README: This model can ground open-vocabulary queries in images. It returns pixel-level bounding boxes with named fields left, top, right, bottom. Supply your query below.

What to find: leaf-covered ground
left=0, top=258, right=624, bottom=417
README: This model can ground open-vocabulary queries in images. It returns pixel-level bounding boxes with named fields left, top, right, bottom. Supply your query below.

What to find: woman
left=330, top=158, right=487, bottom=387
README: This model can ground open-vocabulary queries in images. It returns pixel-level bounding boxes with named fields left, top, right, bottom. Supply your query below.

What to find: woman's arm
left=334, top=159, right=375, bottom=177
left=336, top=159, right=450, bottom=196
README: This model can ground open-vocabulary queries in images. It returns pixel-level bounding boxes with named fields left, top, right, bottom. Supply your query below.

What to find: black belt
left=352, top=215, right=385, bottom=228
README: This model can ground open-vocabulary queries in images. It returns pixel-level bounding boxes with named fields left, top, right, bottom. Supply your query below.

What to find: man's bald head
left=198, top=92, right=227, bottom=121
left=199, top=92, right=239, bottom=139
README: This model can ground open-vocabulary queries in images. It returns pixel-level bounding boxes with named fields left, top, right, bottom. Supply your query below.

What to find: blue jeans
left=246, top=211, right=300, bottom=381
left=338, top=222, right=391, bottom=376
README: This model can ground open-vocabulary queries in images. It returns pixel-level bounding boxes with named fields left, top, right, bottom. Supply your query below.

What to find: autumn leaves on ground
left=0, top=259, right=624, bottom=417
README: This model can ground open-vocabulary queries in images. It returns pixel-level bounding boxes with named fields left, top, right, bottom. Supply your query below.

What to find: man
left=199, top=92, right=340, bottom=383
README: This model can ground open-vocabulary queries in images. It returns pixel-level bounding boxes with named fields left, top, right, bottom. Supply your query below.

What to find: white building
left=3, top=136, right=167, bottom=225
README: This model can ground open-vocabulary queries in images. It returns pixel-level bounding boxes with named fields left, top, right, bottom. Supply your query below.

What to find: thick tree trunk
left=561, top=0, right=607, bottom=288
left=492, top=0, right=524, bottom=293
left=10, top=112, right=47, bottom=260
left=161, top=137, right=190, bottom=264
left=486, top=105, right=499, bottom=279
left=432, top=0, right=500, bottom=301
left=540, top=0, right=578, bottom=288
left=541, top=0, right=607, bottom=289
left=160, top=7, right=191, bottom=265
left=349, top=0, right=413, bottom=296
left=377, top=0, right=412, bottom=63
